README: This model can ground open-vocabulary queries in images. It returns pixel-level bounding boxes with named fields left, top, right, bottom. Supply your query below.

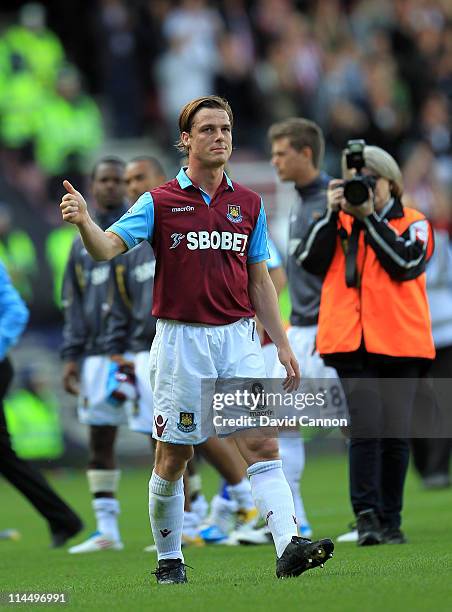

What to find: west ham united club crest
left=177, top=412, right=197, bottom=433
left=227, top=204, right=242, bottom=223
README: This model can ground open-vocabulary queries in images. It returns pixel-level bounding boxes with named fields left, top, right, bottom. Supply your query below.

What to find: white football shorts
left=150, top=318, right=267, bottom=445
left=262, top=342, right=278, bottom=378
left=77, top=352, right=153, bottom=433
left=272, top=325, right=347, bottom=412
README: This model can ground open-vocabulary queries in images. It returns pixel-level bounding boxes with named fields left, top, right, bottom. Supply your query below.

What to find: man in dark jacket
left=61, top=157, right=129, bottom=553
left=268, top=118, right=346, bottom=538
left=1, top=261, right=82, bottom=546
left=105, top=157, right=166, bottom=436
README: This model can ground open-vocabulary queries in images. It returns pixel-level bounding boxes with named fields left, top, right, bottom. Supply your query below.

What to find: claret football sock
left=93, top=497, right=120, bottom=541
left=149, top=471, right=185, bottom=562
left=247, top=460, right=298, bottom=557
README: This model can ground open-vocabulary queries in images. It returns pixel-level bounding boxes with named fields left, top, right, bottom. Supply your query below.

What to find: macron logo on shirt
left=171, top=206, right=195, bottom=213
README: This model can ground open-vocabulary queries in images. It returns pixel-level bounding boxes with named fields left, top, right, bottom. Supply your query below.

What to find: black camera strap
left=345, top=221, right=363, bottom=287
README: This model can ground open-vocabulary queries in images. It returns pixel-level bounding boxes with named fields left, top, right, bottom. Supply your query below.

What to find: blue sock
left=220, top=480, right=230, bottom=500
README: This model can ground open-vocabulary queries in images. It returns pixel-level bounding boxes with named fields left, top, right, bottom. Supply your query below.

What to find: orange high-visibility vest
left=317, top=207, right=435, bottom=359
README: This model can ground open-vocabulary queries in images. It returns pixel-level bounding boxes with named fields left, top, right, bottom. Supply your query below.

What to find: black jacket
left=61, top=206, right=128, bottom=361
left=296, top=198, right=430, bottom=282
left=105, top=241, right=156, bottom=355
left=296, top=197, right=432, bottom=369
left=287, top=172, right=331, bottom=326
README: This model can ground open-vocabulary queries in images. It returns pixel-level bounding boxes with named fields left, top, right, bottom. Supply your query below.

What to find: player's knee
left=89, top=444, right=115, bottom=469
left=89, top=426, right=116, bottom=467
left=155, top=443, right=193, bottom=479
left=243, top=438, right=280, bottom=465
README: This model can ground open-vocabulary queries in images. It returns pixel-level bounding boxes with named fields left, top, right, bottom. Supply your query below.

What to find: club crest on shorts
left=177, top=411, right=197, bottom=433
left=227, top=204, right=242, bottom=223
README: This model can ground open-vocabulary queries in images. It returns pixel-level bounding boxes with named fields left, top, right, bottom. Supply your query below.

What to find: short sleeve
left=107, top=192, right=154, bottom=250
left=247, top=199, right=270, bottom=264
left=266, top=237, right=283, bottom=269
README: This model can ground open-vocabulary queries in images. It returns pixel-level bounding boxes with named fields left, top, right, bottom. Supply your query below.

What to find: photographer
left=296, top=142, right=435, bottom=546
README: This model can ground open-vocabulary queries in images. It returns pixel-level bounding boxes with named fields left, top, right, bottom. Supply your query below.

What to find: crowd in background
left=0, top=0, right=450, bottom=314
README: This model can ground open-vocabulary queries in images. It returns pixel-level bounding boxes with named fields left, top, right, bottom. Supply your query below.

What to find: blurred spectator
left=436, top=21, right=452, bottom=99
left=387, top=0, right=435, bottom=110
left=33, top=65, right=103, bottom=202
left=0, top=204, right=37, bottom=303
left=220, top=0, right=255, bottom=67
left=359, top=54, right=411, bottom=155
left=2, top=3, right=64, bottom=89
left=4, top=366, right=64, bottom=460
left=214, top=33, right=262, bottom=149
left=416, top=92, right=452, bottom=185
left=254, top=39, right=300, bottom=123
left=0, top=53, right=44, bottom=162
left=314, top=39, right=368, bottom=165
left=403, top=141, right=450, bottom=224
left=285, top=13, right=322, bottom=116
left=96, top=0, right=143, bottom=137
left=405, top=145, right=452, bottom=488
left=252, top=0, right=295, bottom=54
left=0, top=261, right=83, bottom=547
left=156, top=0, right=222, bottom=140
left=134, top=1, right=171, bottom=132
left=45, top=224, right=78, bottom=308
left=411, top=228, right=452, bottom=489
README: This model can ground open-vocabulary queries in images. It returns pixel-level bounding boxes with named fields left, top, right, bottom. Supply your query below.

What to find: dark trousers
left=337, top=361, right=422, bottom=530
left=0, top=358, right=81, bottom=534
left=411, top=345, right=452, bottom=478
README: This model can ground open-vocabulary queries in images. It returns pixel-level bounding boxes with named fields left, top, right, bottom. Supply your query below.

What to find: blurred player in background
left=269, top=118, right=346, bottom=537
left=258, top=237, right=287, bottom=377
left=124, top=156, right=167, bottom=203
left=59, top=95, right=334, bottom=584
left=236, top=236, right=290, bottom=546
left=61, top=157, right=130, bottom=553
left=0, top=261, right=82, bottom=547
left=105, top=156, right=166, bottom=440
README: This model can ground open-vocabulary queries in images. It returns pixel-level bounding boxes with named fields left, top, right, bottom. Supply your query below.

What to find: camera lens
left=343, top=178, right=369, bottom=206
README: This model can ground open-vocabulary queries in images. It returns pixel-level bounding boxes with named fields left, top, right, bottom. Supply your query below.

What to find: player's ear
left=181, top=131, right=190, bottom=150
left=301, top=146, right=313, bottom=162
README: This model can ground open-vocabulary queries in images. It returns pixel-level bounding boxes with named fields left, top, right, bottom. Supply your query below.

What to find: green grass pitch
left=0, top=453, right=451, bottom=611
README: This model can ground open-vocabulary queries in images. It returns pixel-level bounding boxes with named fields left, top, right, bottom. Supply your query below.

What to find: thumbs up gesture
left=60, top=180, right=89, bottom=225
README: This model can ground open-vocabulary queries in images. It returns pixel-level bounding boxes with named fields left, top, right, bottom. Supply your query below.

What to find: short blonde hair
left=341, top=145, right=403, bottom=198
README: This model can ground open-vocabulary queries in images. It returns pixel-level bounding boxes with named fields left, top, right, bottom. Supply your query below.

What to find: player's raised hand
left=277, top=345, right=301, bottom=392
left=60, top=180, right=89, bottom=225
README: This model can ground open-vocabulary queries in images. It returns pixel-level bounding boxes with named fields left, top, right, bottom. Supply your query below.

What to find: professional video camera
left=343, top=139, right=376, bottom=206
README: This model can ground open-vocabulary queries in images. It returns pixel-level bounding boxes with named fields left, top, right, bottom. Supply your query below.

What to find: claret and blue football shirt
left=108, top=168, right=270, bottom=325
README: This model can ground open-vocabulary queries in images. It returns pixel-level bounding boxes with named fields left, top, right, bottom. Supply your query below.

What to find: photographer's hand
left=341, top=192, right=374, bottom=220
left=327, top=179, right=344, bottom=212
